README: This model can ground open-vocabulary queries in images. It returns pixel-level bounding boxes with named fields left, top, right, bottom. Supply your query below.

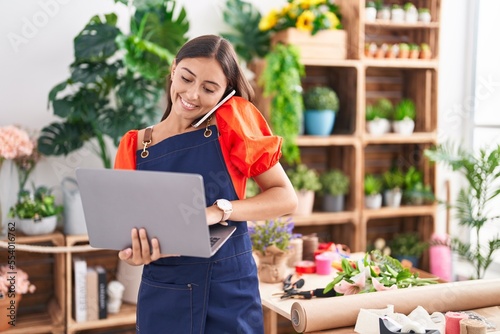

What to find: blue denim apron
left=135, top=125, right=264, bottom=334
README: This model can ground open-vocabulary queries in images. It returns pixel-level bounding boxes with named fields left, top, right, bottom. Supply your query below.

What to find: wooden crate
left=272, top=28, right=347, bottom=62
left=0, top=232, right=66, bottom=334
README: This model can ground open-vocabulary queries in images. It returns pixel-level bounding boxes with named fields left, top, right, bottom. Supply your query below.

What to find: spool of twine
left=287, top=238, right=303, bottom=267
left=459, top=319, right=486, bottom=334
left=302, top=234, right=318, bottom=261
left=445, top=312, right=469, bottom=334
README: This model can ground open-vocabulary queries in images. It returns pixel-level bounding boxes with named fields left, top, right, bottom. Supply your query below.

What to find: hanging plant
left=259, top=43, right=304, bottom=165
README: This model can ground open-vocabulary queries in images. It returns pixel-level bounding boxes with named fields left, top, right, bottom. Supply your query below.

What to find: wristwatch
left=213, top=199, right=233, bottom=222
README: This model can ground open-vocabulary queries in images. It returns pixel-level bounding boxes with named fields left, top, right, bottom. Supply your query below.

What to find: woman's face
left=170, top=57, right=228, bottom=123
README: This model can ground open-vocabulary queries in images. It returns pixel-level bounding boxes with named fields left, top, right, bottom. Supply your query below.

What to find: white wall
left=0, top=0, right=476, bottom=241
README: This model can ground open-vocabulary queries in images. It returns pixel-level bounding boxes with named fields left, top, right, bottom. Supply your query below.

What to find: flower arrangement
left=0, top=265, right=36, bottom=298
left=324, top=251, right=438, bottom=296
left=9, top=186, right=63, bottom=220
left=248, top=217, right=300, bottom=254
left=259, top=0, right=343, bottom=36
left=0, top=125, right=34, bottom=164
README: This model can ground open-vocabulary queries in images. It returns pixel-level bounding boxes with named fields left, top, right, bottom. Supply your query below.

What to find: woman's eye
left=181, top=76, right=191, bottom=83
left=204, top=87, right=215, bottom=94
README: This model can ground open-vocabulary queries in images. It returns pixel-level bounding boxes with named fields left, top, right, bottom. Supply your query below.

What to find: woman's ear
left=170, top=60, right=177, bottom=77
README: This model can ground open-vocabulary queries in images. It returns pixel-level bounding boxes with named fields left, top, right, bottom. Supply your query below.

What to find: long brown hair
left=161, top=35, right=254, bottom=121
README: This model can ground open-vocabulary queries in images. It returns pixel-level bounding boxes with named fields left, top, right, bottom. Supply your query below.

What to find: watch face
left=217, top=199, right=232, bottom=211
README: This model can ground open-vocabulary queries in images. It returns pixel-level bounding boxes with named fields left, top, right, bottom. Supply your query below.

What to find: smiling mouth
left=180, top=97, right=197, bottom=110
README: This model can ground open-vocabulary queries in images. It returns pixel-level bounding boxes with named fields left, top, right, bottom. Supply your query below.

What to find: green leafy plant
left=389, top=232, right=429, bottom=258
left=399, top=43, right=410, bottom=51
left=409, top=43, right=420, bottom=51
left=364, top=174, right=383, bottom=195
left=324, top=250, right=437, bottom=296
left=402, top=166, right=434, bottom=205
left=258, top=0, right=342, bottom=36
left=9, top=186, right=63, bottom=220
left=320, top=169, right=350, bottom=196
left=382, top=169, right=405, bottom=190
left=366, top=98, right=393, bottom=121
left=38, top=0, right=189, bottom=168
left=286, top=164, right=321, bottom=192
left=221, top=0, right=271, bottom=63
left=303, top=86, right=339, bottom=111
left=425, top=142, right=500, bottom=279
left=394, top=98, right=416, bottom=121
left=248, top=217, right=299, bottom=254
left=260, top=43, right=304, bottom=164
left=420, top=43, right=430, bottom=51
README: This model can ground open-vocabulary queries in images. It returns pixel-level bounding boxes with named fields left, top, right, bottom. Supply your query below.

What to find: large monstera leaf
left=74, top=14, right=120, bottom=64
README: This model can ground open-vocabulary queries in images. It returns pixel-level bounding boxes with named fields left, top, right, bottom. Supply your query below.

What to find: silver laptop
left=75, top=168, right=236, bottom=258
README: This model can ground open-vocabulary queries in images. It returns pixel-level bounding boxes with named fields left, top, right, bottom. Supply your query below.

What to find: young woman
left=114, top=34, right=297, bottom=333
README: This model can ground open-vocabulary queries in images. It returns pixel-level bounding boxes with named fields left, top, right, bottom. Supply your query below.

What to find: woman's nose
left=185, top=86, right=199, bottom=100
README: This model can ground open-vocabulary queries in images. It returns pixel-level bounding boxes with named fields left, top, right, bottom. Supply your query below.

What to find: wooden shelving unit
left=65, top=235, right=136, bottom=334
left=267, top=0, right=441, bottom=268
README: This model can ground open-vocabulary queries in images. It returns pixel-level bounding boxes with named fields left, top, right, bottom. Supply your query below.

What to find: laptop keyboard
left=210, top=236, right=221, bottom=247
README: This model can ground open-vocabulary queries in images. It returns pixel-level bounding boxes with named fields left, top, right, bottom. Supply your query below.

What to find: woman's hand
left=118, top=228, right=178, bottom=265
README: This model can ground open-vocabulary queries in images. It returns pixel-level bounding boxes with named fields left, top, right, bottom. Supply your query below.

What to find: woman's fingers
left=119, top=228, right=163, bottom=265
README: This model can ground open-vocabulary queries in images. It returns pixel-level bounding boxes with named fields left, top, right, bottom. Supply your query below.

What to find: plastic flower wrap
left=248, top=217, right=301, bottom=255
left=324, top=251, right=438, bottom=296
left=0, top=265, right=36, bottom=298
left=259, top=0, right=342, bottom=35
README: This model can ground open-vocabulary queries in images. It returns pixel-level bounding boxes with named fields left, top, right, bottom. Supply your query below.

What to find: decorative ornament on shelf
left=324, top=251, right=438, bottom=296
left=249, top=217, right=301, bottom=283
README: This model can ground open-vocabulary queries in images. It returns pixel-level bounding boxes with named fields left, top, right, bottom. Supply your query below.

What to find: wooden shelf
left=67, top=303, right=136, bottom=333
left=291, top=212, right=357, bottom=226
left=363, top=132, right=437, bottom=145
left=296, top=135, right=358, bottom=147
left=363, top=59, right=439, bottom=69
left=363, top=205, right=437, bottom=220
left=365, top=21, right=440, bottom=29
left=301, top=58, right=361, bottom=68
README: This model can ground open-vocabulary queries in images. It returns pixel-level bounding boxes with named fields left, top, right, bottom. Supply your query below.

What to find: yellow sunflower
left=259, top=9, right=279, bottom=31
left=296, top=10, right=315, bottom=32
left=324, top=12, right=340, bottom=29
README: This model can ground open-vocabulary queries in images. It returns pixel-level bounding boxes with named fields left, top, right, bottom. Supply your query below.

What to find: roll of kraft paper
left=290, top=278, right=500, bottom=333
left=459, top=318, right=487, bottom=334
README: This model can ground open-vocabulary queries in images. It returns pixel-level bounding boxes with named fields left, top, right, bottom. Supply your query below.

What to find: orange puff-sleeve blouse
left=114, top=97, right=283, bottom=199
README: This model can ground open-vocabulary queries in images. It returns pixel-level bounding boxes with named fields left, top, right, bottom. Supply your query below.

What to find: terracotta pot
left=255, top=245, right=289, bottom=283
left=0, top=294, right=21, bottom=331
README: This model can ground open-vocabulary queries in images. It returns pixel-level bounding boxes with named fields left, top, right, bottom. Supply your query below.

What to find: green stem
left=95, top=133, right=111, bottom=169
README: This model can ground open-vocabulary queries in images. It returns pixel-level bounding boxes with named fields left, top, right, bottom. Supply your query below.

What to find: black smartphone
left=191, top=89, right=236, bottom=128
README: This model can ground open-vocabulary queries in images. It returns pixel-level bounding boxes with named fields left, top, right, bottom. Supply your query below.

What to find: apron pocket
left=137, top=276, right=193, bottom=333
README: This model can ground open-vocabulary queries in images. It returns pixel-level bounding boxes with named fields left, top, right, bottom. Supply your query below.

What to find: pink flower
left=0, top=125, right=34, bottom=160
left=0, top=265, right=36, bottom=296
left=334, top=269, right=366, bottom=295
left=372, top=277, right=398, bottom=291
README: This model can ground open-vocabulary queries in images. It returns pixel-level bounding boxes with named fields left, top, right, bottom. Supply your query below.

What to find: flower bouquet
left=324, top=251, right=438, bottom=296
left=248, top=217, right=301, bottom=283
left=0, top=265, right=36, bottom=298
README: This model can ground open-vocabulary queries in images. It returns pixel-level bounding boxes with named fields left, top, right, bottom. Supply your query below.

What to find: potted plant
left=418, top=8, right=432, bottom=23
left=385, top=43, right=398, bottom=59
left=375, top=43, right=388, bottom=59
left=248, top=217, right=299, bottom=283
left=303, top=86, right=340, bottom=136
left=364, top=174, right=383, bottom=209
left=409, top=43, right=420, bottom=59
left=366, top=98, right=392, bottom=135
left=365, top=1, right=377, bottom=22
left=404, top=2, right=418, bottom=23
left=0, top=265, right=36, bottom=331
left=38, top=2, right=189, bottom=169
left=382, top=168, right=405, bottom=207
left=402, top=166, right=434, bottom=205
left=320, top=169, right=350, bottom=212
left=260, top=43, right=304, bottom=164
left=389, top=232, right=429, bottom=268
left=391, top=4, right=405, bottom=23
left=286, top=164, right=321, bottom=215
left=392, top=98, right=416, bottom=135
left=365, top=42, right=377, bottom=58
left=398, top=43, right=410, bottom=59
left=8, top=186, right=63, bottom=236
left=420, top=43, right=432, bottom=59
left=425, top=142, right=500, bottom=279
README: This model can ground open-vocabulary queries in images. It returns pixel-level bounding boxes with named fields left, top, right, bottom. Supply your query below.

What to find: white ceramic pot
left=294, top=190, right=315, bottom=216
left=365, top=194, right=382, bottom=209
left=405, top=9, right=418, bottom=23
left=365, top=7, right=377, bottom=22
left=384, top=189, right=402, bottom=208
left=391, top=8, right=405, bottom=23
left=377, top=7, right=391, bottom=20
left=18, top=215, right=57, bottom=235
left=419, top=12, right=431, bottom=23
left=392, top=119, right=415, bottom=135
left=366, top=118, right=391, bottom=136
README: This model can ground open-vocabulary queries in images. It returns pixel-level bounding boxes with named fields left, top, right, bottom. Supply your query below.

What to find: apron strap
left=141, top=126, right=154, bottom=158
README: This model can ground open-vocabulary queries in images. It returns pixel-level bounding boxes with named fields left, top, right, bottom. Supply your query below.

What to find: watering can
left=62, top=177, right=88, bottom=235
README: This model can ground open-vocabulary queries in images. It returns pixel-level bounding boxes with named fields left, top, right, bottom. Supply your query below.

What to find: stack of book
left=73, top=257, right=108, bottom=322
